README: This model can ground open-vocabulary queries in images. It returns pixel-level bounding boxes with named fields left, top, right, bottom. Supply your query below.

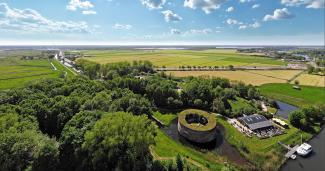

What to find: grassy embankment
left=81, top=49, right=285, bottom=67
left=259, top=83, right=325, bottom=107
left=0, top=57, right=76, bottom=90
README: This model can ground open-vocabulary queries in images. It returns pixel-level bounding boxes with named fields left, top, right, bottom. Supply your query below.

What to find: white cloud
left=226, top=6, right=234, bottom=12
left=0, top=3, right=92, bottom=33
left=185, top=28, right=213, bottom=34
left=170, top=29, right=182, bottom=34
left=226, top=18, right=242, bottom=25
left=184, top=0, right=226, bottom=14
left=67, top=0, right=94, bottom=11
left=249, top=21, right=261, bottom=28
left=226, top=18, right=260, bottom=30
left=263, top=8, right=295, bottom=21
left=239, top=0, right=254, bottom=3
left=161, top=10, right=182, bottom=22
left=82, top=10, right=97, bottom=15
left=281, top=0, right=324, bottom=9
left=170, top=28, right=214, bottom=35
left=252, top=4, right=260, bottom=9
left=238, top=25, right=247, bottom=29
left=140, top=0, right=166, bottom=9
left=112, top=23, right=133, bottom=30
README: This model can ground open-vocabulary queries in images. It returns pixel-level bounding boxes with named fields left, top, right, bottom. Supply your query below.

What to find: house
left=238, top=114, right=273, bottom=132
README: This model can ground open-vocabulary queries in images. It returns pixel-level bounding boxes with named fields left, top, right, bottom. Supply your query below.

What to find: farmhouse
left=238, top=114, right=273, bottom=132
left=238, top=114, right=284, bottom=138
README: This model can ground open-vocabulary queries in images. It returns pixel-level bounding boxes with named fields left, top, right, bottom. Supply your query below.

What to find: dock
left=278, top=141, right=299, bottom=158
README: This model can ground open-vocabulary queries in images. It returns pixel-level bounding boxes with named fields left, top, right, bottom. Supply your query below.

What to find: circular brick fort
left=177, top=109, right=217, bottom=143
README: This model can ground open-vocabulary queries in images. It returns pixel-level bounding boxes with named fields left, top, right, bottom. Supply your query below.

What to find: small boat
left=296, top=143, right=312, bottom=156
left=290, top=154, right=297, bottom=160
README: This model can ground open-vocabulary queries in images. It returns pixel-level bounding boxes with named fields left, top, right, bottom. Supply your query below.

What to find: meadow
left=82, top=49, right=286, bottom=67
left=259, top=83, right=325, bottom=107
left=0, top=57, right=75, bottom=90
left=166, top=70, right=302, bottom=86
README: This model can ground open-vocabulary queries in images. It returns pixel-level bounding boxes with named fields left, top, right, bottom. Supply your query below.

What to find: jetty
left=278, top=141, right=299, bottom=158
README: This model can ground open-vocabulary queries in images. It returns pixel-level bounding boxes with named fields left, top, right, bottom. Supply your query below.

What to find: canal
left=281, top=127, right=325, bottom=171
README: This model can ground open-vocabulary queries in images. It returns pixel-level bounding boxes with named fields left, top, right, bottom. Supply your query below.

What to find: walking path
left=50, top=62, right=57, bottom=70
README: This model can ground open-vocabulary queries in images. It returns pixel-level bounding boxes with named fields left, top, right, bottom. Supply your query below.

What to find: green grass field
left=152, top=129, right=225, bottom=171
left=81, top=49, right=286, bottom=67
left=259, top=83, right=325, bottom=107
left=0, top=57, right=76, bottom=90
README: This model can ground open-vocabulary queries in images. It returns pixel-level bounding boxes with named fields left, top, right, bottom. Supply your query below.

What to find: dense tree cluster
left=76, top=59, right=154, bottom=79
left=0, top=76, right=158, bottom=171
left=289, top=105, right=325, bottom=132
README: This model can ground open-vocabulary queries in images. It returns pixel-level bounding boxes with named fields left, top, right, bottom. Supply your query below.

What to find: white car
left=296, top=143, right=312, bottom=156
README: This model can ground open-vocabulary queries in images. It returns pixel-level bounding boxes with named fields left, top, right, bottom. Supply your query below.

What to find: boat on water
left=296, top=143, right=312, bottom=156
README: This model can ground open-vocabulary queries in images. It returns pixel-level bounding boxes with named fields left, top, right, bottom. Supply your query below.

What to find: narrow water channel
left=281, top=127, right=325, bottom=171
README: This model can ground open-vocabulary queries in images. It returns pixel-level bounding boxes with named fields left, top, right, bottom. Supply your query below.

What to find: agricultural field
left=0, top=57, right=75, bottom=90
left=293, top=73, right=325, bottom=87
left=259, top=83, right=325, bottom=107
left=81, top=49, right=286, bottom=67
left=166, top=70, right=302, bottom=86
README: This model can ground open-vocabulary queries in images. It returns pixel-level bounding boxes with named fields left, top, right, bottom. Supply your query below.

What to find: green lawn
left=259, top=83, right=325, bottom=107
left=0, top=58, right=76, bottom=90
left=81, top=49, right=285, bottom=67
left=229, top=97, right=254, bottom=110
left=152, top=130, right=225, bottom=171
left=152, top=111, right=177, bottom=126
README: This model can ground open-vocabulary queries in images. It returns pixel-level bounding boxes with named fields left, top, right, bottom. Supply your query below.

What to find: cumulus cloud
left=161, top=10, right=182, bottom=22
left=281, top=0, right=324, bottom=9
left=140, top=0, right=166, bottom=9
left=82, top=10, right=97, bottom=15
left=226, top=18, right=242, bottom=25
left=239, top=22, right=261, bottom=29
left=67, top=0, right=94, bottom=11
left=226, top=6, right=234, bottom=12
left=239, top=0, right=255, bottom=3
left=112, top=23, right=133, bottom=30
left=226, top=18, right=260, bottom=30
left=184, top=0, right=226, bottom=14
left=0, top=3, right=92, bottom=33
left=252, top=4, right=260, bottom=9
left=185, top=28, right=213, bottom=34
left=170, top=28, right=214, bottom=35
left=263, top=8, right=295, bottom=21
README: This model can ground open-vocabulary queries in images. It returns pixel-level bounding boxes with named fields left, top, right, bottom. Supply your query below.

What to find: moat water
left=275, top=101, right=299, bottom=120
left=161, top=119, right=249, bottom=166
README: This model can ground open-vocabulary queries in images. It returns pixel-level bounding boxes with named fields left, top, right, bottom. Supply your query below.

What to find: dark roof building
left=238, top=114, right=273, bottom=131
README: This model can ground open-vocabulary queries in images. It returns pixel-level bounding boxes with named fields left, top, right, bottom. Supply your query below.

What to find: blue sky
left=0, top=0, right=324, bottom=45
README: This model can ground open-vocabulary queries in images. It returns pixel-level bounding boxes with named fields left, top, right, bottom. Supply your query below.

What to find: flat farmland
left=166, top=70, right=302, bottom=86
left=81, top=49, right=285, bottom=67
left=293, top=74, right=325, bottom=87
left=0, top=58, right=74, bottom=90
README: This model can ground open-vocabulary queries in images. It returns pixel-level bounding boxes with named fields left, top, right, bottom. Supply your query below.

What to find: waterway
left=276, top=101, right=299, bottom=120
left=281, top=127, right=325, bottom=171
